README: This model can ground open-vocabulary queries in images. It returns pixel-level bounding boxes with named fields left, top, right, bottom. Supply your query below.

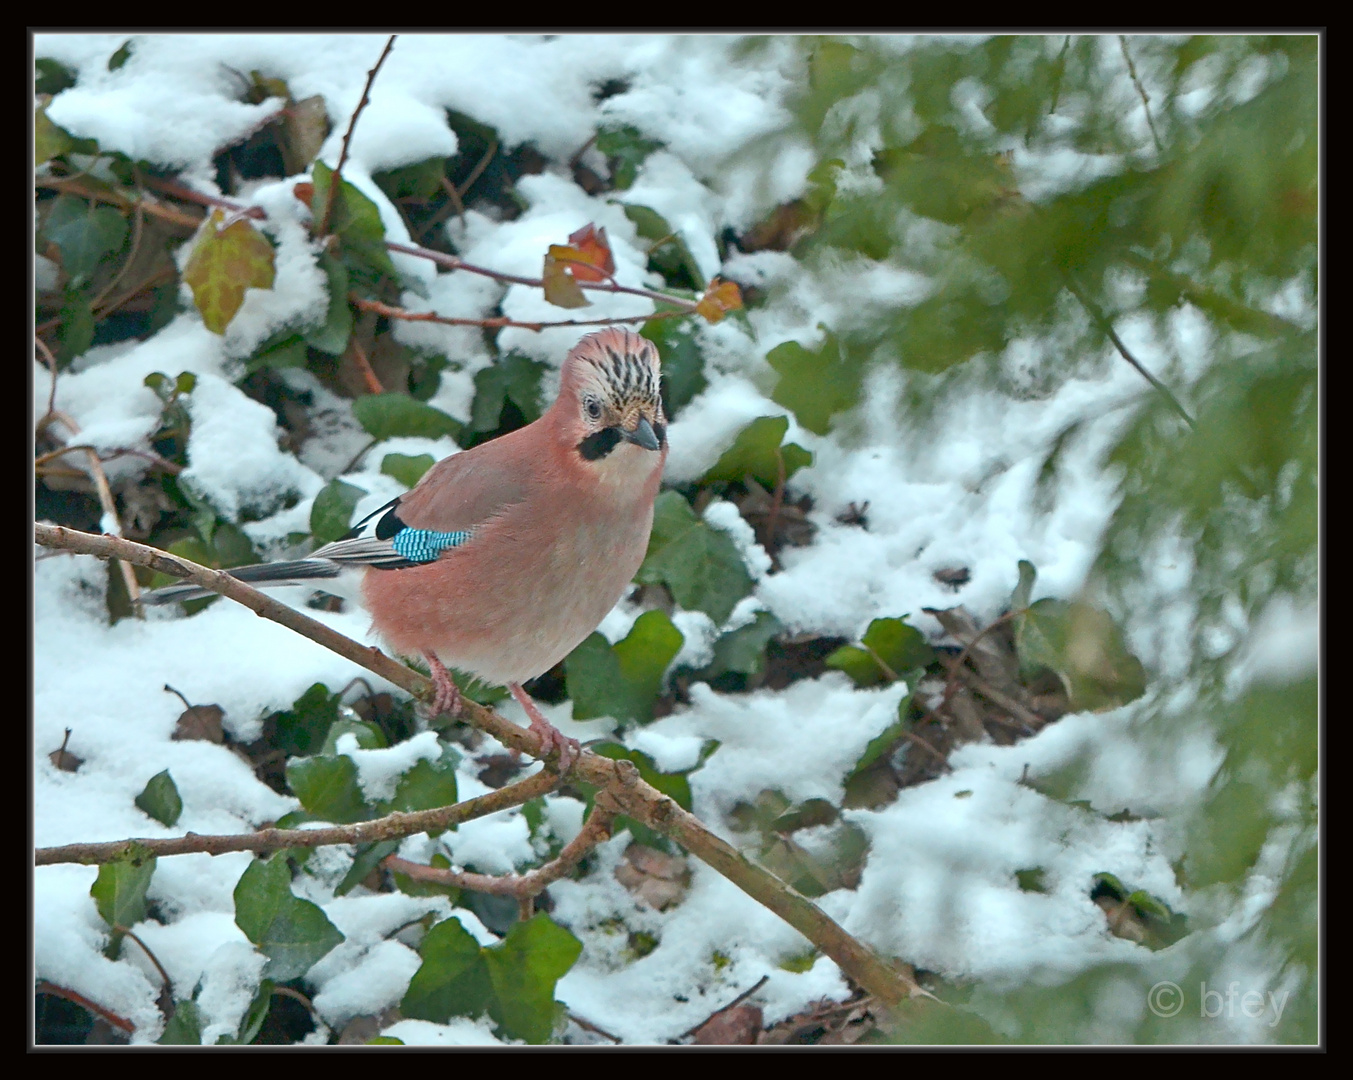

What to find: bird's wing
left=314, top=445, right=531, bottom=571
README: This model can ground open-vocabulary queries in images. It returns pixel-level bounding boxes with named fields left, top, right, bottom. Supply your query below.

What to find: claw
left=509, top=683, right=581, bottom=772
left=423, top=653, right=463, bottom=719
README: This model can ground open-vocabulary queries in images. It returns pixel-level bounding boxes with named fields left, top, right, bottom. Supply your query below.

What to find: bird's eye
left=585, top=398, right=602, bottom=421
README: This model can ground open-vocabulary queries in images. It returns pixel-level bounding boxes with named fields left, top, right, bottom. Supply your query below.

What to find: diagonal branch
left=33, top=524, right=919, bottom=1006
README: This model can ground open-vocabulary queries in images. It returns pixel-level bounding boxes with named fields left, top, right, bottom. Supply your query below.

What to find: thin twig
left=956, top=666, right=1045, bottom=731
left=1118, top=36, right=1163, bottom=155
left=35, top=981, right=135, bottom=1034
left=35, top=335, right=59, bottom=419
left=348, top=294, right=685, bottom=334
left=36, top=176, right=203, bottom=229
left=679, top=975, right=771, bottom=1039
left=115, top=925, right=173, bottom=996
left=568, top=1011, right=621, bottom=1043
left=90, top=202, right=145, bottom=313
left=456, top=138, right=498, bottom=199
left=1061, top=272, right=1194, bottom=427
left=135, top=174, right=263, bottom=221
left=38, top=414, right=143, bottom=612
left=383, top=240, right=701, bottom=311
left=318, top=35, right=396, bottom=237
left=37, top=768, right=559, bottom=866
left=383, top=803, right=615, bottom=899
left=931, top=608, right=1025, bottom=716
left=348, top=337, right=384, bottom=394
left=34, top=444, right=183, bottom=475
left=32, top=525, right=919, bottom=1007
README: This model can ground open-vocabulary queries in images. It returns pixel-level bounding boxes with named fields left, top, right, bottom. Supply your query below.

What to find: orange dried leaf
left=293, top=181, right=315, bottom=207
left=696, top=277, right=743, bottom=324
left=542, top=252, right=588, bottom=309
left=182, top=210, right=277, bottom=334
left=563, top=222, right=615, bottom=282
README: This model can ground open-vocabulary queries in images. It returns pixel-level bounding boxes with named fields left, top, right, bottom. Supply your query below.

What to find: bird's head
left=557, top=328, right=667, bottom=464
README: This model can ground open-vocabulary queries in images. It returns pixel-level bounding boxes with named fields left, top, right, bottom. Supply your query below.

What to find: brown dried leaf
left=613, top=843, right=689, bottom=910
left=282, top=95, right=330, bottom=174
left=692, top=1004, right=763, bottom=1045
left=926, top=605, right=1020, bottom=691
left=172, top=704, right=225, bottom=744
left=695, top=277, right=743, bottom=324
left=563, top=222, right=615, bottom=282
left=49, top=747, right=83, bottom=773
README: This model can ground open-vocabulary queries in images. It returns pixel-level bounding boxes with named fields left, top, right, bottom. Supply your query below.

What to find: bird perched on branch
left=143, top=328, right=668, bottom=769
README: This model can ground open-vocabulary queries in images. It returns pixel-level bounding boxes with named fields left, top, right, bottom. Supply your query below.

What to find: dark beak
left=620, top=416, right=660, bottom=451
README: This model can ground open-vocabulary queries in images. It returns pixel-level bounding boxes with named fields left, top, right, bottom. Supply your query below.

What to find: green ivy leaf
left=849, top=692, right=916, bottom=776
left=108, top=39, right=133, bottom=71
left=182, top=210, right=276, bottom=334
left=398, top=911, right=584, bottom=1044
left=469, top=354, right=547, bottom=434
left=566, top=610, right=684, bottom=723
left=596, top=124, right=663, bottom=190
left=157, top=1000, right=203, bottom=1045
left=378, top=742, right=460, bottom=816
left=271, top=682, right=341, bottom=757
left=704, top=610, right=783, bottom=679
left=374, top=157, right=449, bottom=201
left=305, top=252, right=352, bottom=355
left=636, top=492, right=754, bottom=625
left=134, top=769, right=183, bottom=827
left=57, top=287, right=95, bottom=364
left=483, top=914, right=583, bottom=1044
left=320, top=717, right=387, bottom=753
left=381, top=453, right=435, bottom=488
left=401, top=915, right=493, bottom=1023
left=310, top=479, right=366, bottom=546
left=310, top=160, right=398, bottom=286
left=1010, top=558, right=1037, bottom=614
left=335, top=840, right=400, bottom=898
left=825, top=617, right=935, bottom=688
left=217, top=979, right=274, bottom=1044
left=286, top=753, right=369, bottom=824
left=1016, top=599, right=1147, bottom=712
left=622, top=204, right=705, bottom=289
left=43, top=195, right=128, bottom=285
left=35, top=101, right=74, bottom=165
left=246, top=334, right=308, bottom=374
left=766, top=332, right=860, bottom=436
left=234, top=855, right=345, bottom=981
left=702, top=415, right=813, bottom=489
left=352, top=393, right=462, bottom=443
left=641, top=319, right=708, bottom=419
left=90, top=848, right=156, bottom=949
left=35, top=57, right=77, bottom=95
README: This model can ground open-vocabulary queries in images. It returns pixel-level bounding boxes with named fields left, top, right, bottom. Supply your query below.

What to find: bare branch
left=383, top=802, right=615, bottom=899
left=36, top=768, right=559, bottom=866
left=33, top=524, right=920, bottom=1006
left=318, top=35, right=397, bottom=237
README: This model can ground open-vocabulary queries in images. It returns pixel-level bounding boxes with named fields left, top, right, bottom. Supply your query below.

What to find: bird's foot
left=509, top=683, right=581, bottom=772
left=423, top=653, right=463, bottom=719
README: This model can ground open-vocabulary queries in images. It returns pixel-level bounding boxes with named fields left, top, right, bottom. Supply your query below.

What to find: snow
left=32, top=32, right=1314, bottom=1047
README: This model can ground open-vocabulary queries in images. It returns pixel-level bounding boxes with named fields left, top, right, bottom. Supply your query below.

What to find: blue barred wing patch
left=391, top=528, right=472, bottom=563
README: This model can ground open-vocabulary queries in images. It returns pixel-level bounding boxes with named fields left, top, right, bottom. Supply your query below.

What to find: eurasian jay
left=143, top=327, right=668, bottom=769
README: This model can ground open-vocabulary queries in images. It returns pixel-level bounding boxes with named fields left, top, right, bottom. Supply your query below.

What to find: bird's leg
left=508, top=683, right=581, bottom=772
left=422, top=652, right=463, bottom=719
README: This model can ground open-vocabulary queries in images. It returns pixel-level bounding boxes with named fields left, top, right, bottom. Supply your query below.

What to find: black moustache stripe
left=578, top=427, right=624, bottom=461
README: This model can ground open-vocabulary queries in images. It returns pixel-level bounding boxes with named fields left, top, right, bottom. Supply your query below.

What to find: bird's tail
left=139, top=559, right=343, bottom=606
